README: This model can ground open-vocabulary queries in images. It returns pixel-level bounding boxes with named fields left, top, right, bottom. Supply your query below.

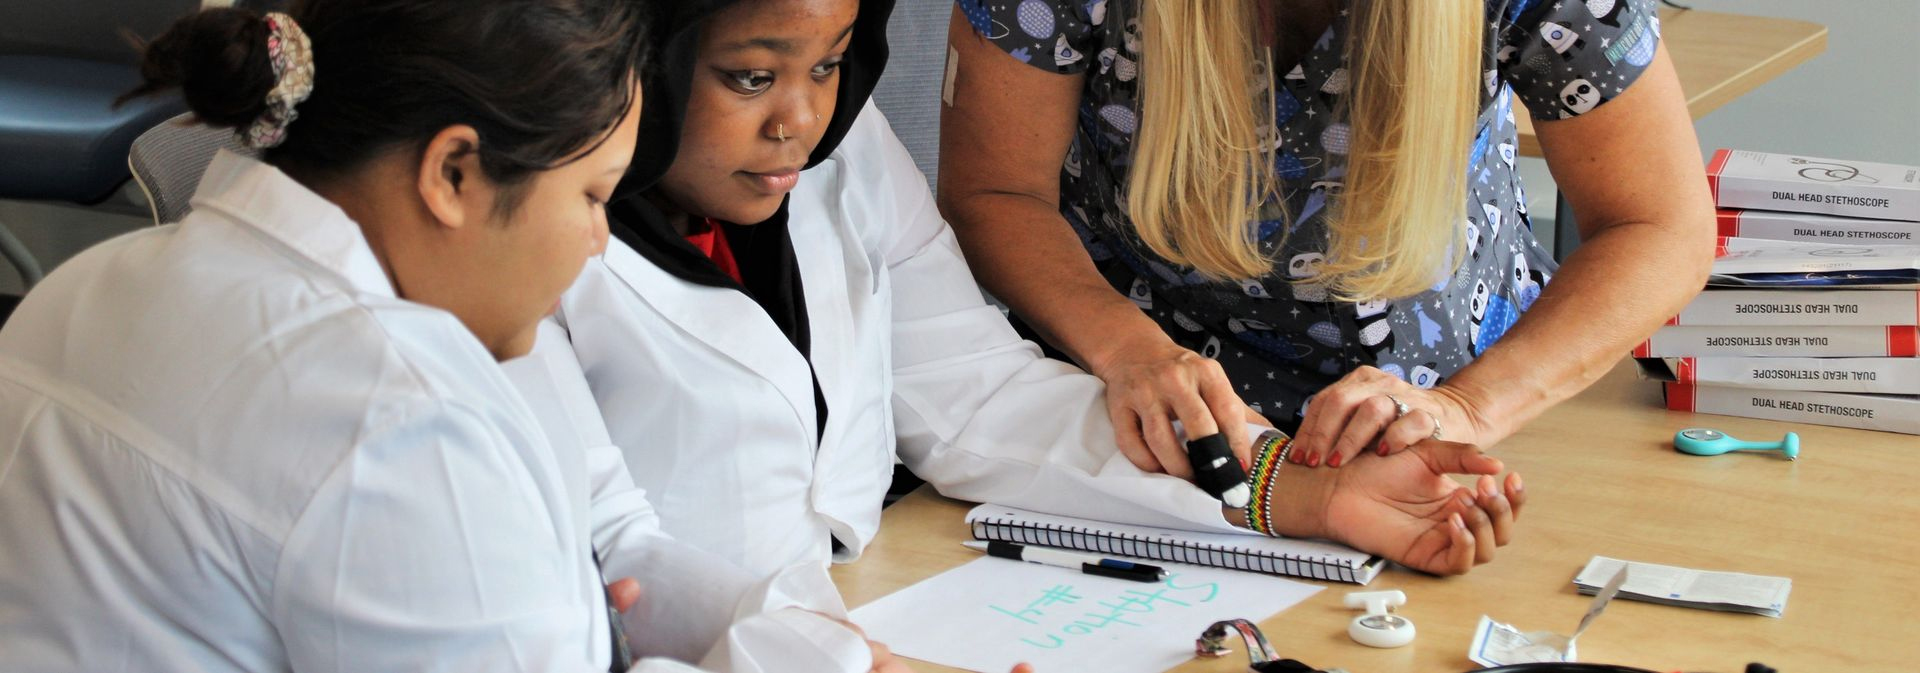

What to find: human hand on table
left=864, top=641, right=1034, bottom=672
left=1289, top=366, right=1497, bottom=469
left=836, top=616, right=1034, bottom=673
left=1265, top=440, right=1524, bottom=575
left=865, top=639, right=913, bottom=673
left=611, top=580, right=1035, bottom=672
left=1089, top=333, right=1271, bottom=479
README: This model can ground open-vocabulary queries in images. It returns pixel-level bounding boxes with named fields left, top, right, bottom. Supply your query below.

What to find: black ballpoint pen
left=963, top=540, right=1168, bottom=583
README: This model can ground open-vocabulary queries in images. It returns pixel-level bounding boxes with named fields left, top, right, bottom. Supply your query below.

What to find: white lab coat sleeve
left=595, top=495, right=873, bottom=673
left=859, top=114, right=1244, bottom=535
left=682, top=564, right=875, bottom=673
left=617, top=568, right=870, bottom=673
left=527, top=318, right=874, bottom=673
left=272, top=398, right=607, bottom=672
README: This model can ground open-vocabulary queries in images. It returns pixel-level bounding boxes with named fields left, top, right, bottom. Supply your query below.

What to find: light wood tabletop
left=833, top=358, right=1919, bottom=673
left=1516, top=8, right=1829, bottom=157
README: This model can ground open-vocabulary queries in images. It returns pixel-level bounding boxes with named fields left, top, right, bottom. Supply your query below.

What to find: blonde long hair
left=1129, top=0, right=1481, bottom=301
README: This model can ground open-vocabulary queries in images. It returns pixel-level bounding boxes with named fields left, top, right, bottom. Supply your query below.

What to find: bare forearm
left=937, top=3, right=1154, bottom=374
left=942, top=193, right=1173, bottom=372
left=1444, top=219, right=1710, bottom=439
left=1447, top=42, right=1714, bottom=442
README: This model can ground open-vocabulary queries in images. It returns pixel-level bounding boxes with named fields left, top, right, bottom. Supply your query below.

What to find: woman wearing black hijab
left=538, top=0, right=1523, bottom=583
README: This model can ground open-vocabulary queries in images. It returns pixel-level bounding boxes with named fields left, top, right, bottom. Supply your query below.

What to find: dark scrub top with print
left=958, top=0, right=1662, bottom=428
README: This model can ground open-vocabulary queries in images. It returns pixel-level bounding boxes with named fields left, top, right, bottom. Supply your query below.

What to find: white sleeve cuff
left=694, top=563, right=871, bottom=673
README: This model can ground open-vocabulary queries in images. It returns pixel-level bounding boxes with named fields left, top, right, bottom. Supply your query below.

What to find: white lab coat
left=553, top=103, right=1242, bottom=578
left=0, top=152, right=868, bottom=673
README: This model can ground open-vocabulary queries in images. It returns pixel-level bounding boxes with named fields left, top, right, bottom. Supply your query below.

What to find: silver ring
left=1384, top=394, right=1410, bottom=420
left=1430, top=417, right=1443, bottom=441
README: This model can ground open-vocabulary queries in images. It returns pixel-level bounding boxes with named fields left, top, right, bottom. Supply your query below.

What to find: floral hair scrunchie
left=244, top=12, right=315, bottom=149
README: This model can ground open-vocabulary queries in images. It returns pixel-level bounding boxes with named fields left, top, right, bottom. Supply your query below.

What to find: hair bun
left=120, top=8, right=277, bottom=130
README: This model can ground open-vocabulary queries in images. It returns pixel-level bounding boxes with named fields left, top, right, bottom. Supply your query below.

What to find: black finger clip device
left=1186, top=433, right=1250, bottom=507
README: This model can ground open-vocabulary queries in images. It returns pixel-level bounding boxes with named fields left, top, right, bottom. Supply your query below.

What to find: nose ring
left=776, top=124, right=787, bottom=142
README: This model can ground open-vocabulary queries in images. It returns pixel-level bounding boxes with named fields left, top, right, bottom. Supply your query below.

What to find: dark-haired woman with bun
left=0, top=2, right=891, bottom=672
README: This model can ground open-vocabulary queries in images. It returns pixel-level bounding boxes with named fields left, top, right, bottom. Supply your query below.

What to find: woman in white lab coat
left=553, top=0, right=1523, bottom=579
left=0, top=3, right=893, bottom=672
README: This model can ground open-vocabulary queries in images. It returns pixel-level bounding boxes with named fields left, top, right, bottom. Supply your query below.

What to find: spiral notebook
left=966, top=504, right=1385, bottom=584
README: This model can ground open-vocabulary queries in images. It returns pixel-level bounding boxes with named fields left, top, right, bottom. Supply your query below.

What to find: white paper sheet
left=1573, top=556, right=1791, bottom=617
left=849, top=557, right=1321, bottom=673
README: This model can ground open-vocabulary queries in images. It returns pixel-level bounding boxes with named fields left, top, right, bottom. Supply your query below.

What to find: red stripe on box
left=1892, top=326, right=1918, bottom=357
left=1665, top=383, right=1696, bottom=412
left=1715, top=209, right=1742, bottom=237
left=1633, top=340, right=1650, bottom=357
left=1706, top=149, right=1732, bottom=204
left=1676, top=357, right=1696, bottom=383
left=1714, top=238, right=1730, bottom=258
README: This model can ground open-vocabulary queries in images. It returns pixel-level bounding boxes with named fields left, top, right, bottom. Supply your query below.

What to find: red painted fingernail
left=1241, top=457, right=1251, bottom=471
left=1328, top=452, right=1343, bottom=468
left=1307, top=452, right=1321, bottom=467
left=1378, top=440, right=1389, bottom=456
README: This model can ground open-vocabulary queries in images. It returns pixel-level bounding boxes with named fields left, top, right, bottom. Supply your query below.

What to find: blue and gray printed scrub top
left=959, top=0, right=1662, bottom=426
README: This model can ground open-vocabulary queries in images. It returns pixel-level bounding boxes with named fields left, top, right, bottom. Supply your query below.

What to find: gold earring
left=777, top=124, right=787, bottom=142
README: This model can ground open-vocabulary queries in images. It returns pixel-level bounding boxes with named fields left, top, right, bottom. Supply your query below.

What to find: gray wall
left=872, top=0, right=952, bottom=190
left=1514, top=0, right=1918, bottom=243
left=1681, top=0, right=1920, bottom=166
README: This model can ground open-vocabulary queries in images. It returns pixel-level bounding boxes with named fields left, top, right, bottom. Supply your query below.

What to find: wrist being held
left=1236, top=430, right=1333, bottom=540
left=1237, top=428, right=1526, bottom=576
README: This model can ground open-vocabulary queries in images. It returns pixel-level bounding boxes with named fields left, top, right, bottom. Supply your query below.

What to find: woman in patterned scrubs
left=938, top=0, right=1714, bottom=473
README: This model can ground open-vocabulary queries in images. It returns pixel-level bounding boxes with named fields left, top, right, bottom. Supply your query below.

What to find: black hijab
left=604, top=0, right=892, bottom=435
left=606, top=0, right=893, bottom=348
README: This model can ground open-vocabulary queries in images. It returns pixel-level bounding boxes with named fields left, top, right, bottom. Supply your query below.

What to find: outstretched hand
left=1318, top=441, right=1525, bottom=575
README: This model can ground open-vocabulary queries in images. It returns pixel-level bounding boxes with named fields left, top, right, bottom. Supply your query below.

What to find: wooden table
left=1516, top=8, right=1829, bottom=157
left=833, top=358, right=1919, bottom=673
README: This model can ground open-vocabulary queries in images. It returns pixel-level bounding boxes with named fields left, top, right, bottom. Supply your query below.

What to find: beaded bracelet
left=1243, top=430, right=1294, bottom=537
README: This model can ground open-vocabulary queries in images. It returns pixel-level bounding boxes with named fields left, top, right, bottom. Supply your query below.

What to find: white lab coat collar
left=189, top=150, right=396, bottom=299
left=595, top=241, right=821, bottom=445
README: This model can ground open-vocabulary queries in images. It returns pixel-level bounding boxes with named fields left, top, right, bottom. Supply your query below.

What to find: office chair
left=0, top=0, right=202, bottom=290
left=127, top=114, right=253, bottom=226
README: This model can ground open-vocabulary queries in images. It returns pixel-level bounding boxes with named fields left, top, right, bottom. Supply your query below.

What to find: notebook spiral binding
left=970, top=518, right=1361, bottom=584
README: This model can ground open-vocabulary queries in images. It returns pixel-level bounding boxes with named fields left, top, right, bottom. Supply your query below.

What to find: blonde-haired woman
left=940, top=0, right=1714, bottom=473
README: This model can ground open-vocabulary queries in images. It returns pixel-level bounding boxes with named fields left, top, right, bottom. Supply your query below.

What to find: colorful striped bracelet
left=1243, top=430, right=1294, bottom=537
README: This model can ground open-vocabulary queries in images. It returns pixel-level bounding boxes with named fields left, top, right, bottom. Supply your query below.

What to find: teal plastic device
left=1673, top=428, right=1800, bottom=460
